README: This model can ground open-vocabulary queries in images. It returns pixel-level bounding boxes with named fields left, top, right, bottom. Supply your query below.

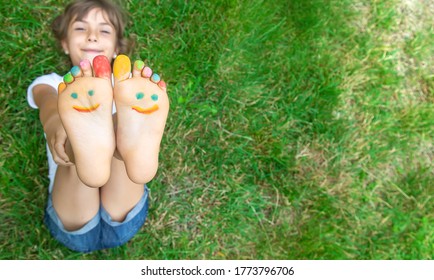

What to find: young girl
left=27, top=0, right=169, bottom=252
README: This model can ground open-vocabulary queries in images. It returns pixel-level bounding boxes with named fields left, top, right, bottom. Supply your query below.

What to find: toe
left=93, top=55, right=111, bottom=80
left=79, top=59, right=92, bottom=77
left=133, top=60, right=145, bottom=77
left=158, top=80, right=167, bottom=91
left=63, top=72, right=74, bottom=84
left=142, top=66, right=152, bottom=78
left=113, top=54, right=131, bottom=83
left=58, top=82, right=67, bottom=94
left=150, top=73, right=161, bottom=83
left=71, top=65, right=82, bottom=78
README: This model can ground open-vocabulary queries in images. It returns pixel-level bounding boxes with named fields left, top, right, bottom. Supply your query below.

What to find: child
left=27, top=0, right=169, bottom=252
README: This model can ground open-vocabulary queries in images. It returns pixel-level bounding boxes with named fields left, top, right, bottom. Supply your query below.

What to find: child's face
left=62, top=8, right=118, bottom=66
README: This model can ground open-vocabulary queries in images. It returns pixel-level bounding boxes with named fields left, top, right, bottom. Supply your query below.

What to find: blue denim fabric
left=44, top=186, right=149, bottom=253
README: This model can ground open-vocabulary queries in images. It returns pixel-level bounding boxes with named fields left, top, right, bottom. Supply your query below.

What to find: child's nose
left=87, top=35, right=97, bottom=42
left=87, top=31, right=98, bottom=42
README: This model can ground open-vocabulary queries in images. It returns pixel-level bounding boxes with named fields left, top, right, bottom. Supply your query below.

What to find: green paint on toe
left=134, top=60, right=145, bottom=70
left=64, top=72, right=74, bottom=83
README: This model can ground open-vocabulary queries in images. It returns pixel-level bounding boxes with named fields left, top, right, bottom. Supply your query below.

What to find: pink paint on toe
left=93, top=55, right=111, bottom=79
left=79, top=59, right=91, bottom=70
left=143, top=67, right=152, bottom=78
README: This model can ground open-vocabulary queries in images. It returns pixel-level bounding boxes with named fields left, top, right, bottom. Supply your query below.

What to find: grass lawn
left=0, top=0, right=433, bottom=259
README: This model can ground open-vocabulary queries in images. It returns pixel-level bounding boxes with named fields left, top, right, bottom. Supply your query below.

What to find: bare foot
left=113, top=54, right=169, bottom=184
left=57, top=56, right=115, bottom=187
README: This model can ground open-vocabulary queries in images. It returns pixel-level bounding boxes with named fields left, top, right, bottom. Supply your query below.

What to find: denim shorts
left=44, top=186, right=149, bottom=253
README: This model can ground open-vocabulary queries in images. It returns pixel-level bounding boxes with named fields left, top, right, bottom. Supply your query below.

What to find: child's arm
left=33, top=84, right=73, bottom=166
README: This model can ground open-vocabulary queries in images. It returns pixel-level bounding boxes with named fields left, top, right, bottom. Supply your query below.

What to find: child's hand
left=44, top=116, right=74, bottom=166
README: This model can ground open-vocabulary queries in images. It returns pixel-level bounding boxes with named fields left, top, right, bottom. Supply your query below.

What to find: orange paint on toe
left=131, top=104, right=159, bottom=114
left=113, top=54, right=131, bottom=81
left=73, top=104, right=100, bottom=112
left=58, top=82, right=67, bottom=94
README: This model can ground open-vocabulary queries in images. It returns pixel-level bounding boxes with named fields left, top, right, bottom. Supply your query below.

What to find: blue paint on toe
left=88, top=90, right=94, bottom=96
left=71, top=92, right=78, bottom=99
left=151, top=94, right=159, bottom=101
left=136, top=92, right=144, bottom=100
left=71, top=66, right=81, bottom=77
left=151, top=73, right=160, bottom=83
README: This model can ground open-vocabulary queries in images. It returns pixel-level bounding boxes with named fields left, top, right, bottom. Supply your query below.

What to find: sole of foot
left=57, top=56, right=115, bottom=187
left=113, top=54, right=169, bottom=184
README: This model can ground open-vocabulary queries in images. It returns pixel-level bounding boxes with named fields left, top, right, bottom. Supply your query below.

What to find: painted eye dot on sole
left=151, top=94, right=159, bottom=101
left=136, top=92, right=144, bottom=100
left=71, top=92, right=78, bottom=99
left=88, top=90, right=94, bottom=96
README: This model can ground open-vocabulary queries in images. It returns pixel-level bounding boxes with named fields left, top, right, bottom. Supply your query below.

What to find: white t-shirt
left=27, top=73, right=63, bottom=109
left=27, top=73, right=116, bottom=192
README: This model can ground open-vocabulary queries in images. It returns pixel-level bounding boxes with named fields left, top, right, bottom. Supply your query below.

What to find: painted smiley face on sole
left=58, top=56, right=112, bottom=114
left=69, top=90, right=100, bottom=112
left=131, top=92, right=160, bottom=114
left=113, top=55, right=167, bottom=116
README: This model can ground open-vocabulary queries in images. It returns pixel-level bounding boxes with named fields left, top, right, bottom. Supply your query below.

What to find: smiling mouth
left=131, top=104, right=159, bottom=114
left=82, top=49, right=103, bottom=54
left=73, top=104, right=100, bottom=112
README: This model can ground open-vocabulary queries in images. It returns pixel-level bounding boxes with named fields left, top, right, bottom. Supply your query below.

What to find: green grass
left=1, top=0, right=433, bottom=259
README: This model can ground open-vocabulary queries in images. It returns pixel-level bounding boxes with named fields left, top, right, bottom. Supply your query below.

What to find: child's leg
left=50, top=151, right=143, bottom=236
left=51, top=56, right=115, bottom=231
left=51, top=165, right=100, bottom=231
left=113, top=55, right=169, bottom=184
left=100, top=156, right=144, bottom=222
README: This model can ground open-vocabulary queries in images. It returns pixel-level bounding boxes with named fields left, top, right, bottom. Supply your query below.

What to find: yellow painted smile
left=132, top=104, right=159, bottom=114
left=73, top=104, right=100, bottom=112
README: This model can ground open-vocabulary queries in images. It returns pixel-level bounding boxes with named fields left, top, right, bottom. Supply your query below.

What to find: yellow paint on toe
left=73, top=104, right=100, bottom=112
left=113, top=54, right=131, bottom=81
left=131, top=104, right=159, bottom=114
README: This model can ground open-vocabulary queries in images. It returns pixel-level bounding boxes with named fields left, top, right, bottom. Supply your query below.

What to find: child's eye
left=74, top=27, right=85, bottom=31
left=101, top=30, right=111, bottom=34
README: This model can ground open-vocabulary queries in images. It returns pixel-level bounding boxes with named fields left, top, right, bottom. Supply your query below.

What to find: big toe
left=93, top=55, right=112, bottom=80
left=113, top=54, right=131, bottom=83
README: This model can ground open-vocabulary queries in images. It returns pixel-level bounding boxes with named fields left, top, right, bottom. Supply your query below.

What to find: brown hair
left=51, top=0, right=129, bottom=54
